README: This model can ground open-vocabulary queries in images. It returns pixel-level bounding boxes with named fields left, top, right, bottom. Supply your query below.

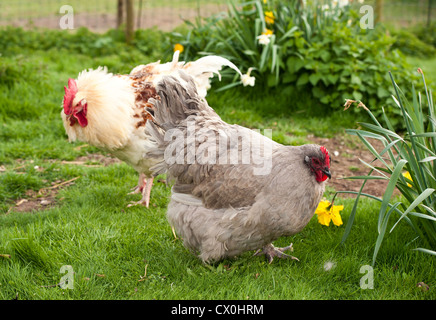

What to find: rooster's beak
left=322, top=168, right=331, bottom=179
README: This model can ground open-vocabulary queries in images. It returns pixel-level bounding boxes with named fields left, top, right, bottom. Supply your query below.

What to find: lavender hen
left=146, top=72, right=331, bottom=263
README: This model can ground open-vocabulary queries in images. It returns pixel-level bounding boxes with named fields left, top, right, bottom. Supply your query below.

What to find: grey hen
left=146, top=72, right=331, bottom=263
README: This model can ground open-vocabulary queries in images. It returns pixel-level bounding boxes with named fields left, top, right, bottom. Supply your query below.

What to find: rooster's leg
left=127, top=177, right=154, bottom=208
left=128, top=173, right=146, bottom=195
left=141, top=177, right=154, bottom=208
left=254, top=243, right=299, bottom=264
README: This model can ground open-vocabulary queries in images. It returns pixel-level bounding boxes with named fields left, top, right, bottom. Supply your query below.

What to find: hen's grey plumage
left=146, top=72, right=331, bottom=263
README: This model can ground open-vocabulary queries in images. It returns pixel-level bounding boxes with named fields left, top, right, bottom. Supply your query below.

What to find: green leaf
left=390, top=188, right=435, bottom=233
left=312, top=86, right=325, bottom=98
left=351, top=74, right=362, bottom=85
left=340, top=170, right=375, bottom=245
left=282, top=72, right=297, bottom=84
left=373, top=202, right=402, bottom=266
left=309, top=73, right=321, bottom=86
left=420, top=156, right=436, bottom=163
left=352, top=91, right=363, bottom=101
left=413, top=248, right=436, bottom=256
left=326, top=74, right=339, bottom=84
left=296, top=73, right=309, bottom=86
left=267, top=73, right=278, bottom=87
left=377, top=86, right=390, bottom=98
left=319, top=50, right=331, bottom=62
left=377, top=159, right=408, bottom=233
left=286, top=56, right=305, bottom=73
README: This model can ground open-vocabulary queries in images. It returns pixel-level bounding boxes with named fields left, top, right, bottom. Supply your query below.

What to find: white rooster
left=61, top=51, right=242, bottom=207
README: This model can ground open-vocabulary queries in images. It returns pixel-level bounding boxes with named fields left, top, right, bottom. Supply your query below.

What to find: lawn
left=0, top=25, right=435, bottom=300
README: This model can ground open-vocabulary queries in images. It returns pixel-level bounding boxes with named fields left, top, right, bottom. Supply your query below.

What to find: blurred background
left=0, top=0, right=434, bottom=33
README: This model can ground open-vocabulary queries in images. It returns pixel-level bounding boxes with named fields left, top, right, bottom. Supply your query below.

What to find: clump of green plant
left=337, top=69, right=436, bottom=264
left=409, top=22, right=436, bottom=50
left=390, top=28, right=436, bottom=58
left=0, top=26, right=166, bottom=67
left=174, top=0, right=421, bottom=129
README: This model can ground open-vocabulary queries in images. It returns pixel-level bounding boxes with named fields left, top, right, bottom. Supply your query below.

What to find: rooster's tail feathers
left=182, top=55, right=242, bottom=98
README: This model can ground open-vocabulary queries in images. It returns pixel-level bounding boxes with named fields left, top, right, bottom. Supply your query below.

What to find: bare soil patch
left=8, top=153, right=121, bottom=214
left=310, top=134, right=392, bottom=198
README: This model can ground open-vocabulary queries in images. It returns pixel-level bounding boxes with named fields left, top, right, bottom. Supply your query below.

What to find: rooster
left=145, top=72, right=331, bottom=263
left=61, top=51, right=242, bottom=207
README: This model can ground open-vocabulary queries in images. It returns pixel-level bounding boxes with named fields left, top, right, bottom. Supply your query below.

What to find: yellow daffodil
left=263, top=28, right=273, bottom=36
left=264, top=11, right=275, bottom=24
left=174, top=43, right=184, bottom=53
left=263, top=0, right=267, bottom=4
left=402, top=171, right=412, bottom=187
left=315, top=200, right=344, bottom=227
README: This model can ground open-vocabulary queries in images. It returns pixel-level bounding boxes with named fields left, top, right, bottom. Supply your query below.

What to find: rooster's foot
left=254, top=243, right=299, bottom=264
left=127, top=199, right=149, bottom=208
left=127, top=177, right=154, bottom=208
left=128, top=185, right=143, bottom=195
left=128, top=173, right=146, bottom=195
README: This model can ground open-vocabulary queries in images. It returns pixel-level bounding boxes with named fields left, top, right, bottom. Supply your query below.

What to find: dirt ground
left=9, top=153, right=122, bottom=214
left=310, top=134, right=391, bottom=199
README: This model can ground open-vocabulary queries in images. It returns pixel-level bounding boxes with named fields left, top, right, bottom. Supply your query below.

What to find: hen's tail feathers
left=145, top=71, right=216, bottom=176
left=152, top=71, right=216, bottom=128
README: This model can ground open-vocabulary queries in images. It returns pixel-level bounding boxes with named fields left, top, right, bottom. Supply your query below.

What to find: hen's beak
left=322, top=168, right=331, bottom=179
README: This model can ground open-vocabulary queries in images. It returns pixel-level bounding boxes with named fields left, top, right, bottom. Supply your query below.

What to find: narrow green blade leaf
left=377, top=159, right=407, bottom=233
left=390, top=188, right=435, bottom=233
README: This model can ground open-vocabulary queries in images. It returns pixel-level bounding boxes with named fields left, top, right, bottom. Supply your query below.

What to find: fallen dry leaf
left=16, top=199, right=28, bottom=206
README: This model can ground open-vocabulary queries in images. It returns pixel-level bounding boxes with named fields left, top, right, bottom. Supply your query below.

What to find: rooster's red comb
left=63, top=78, right=78, bottom=115
left=320, top=146, right=330, bottom=167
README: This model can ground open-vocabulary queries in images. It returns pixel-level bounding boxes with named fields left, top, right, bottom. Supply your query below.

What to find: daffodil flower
left=263, top=28, right=273, bottom=36
left=264, top=11, right=275, bottom=24
left=257, top=29, right=273, bottom=46
left=315, top=200, right=344, bottom=227
left=402, top=171, right=413, bottom=187
left=241, top=67, right=255, bottom=87
left=174, top=43, right=184, bottom=53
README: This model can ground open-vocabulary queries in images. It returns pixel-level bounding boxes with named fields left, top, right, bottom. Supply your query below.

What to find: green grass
left=405, top=56, right=436, bottom=85
left=1, top=188, right=434, bottom=299
left=0, top=27, right=435, bottom=300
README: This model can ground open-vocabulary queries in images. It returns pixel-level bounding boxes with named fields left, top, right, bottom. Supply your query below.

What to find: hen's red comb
left=63, top=78, right=78, bottom=115
left=320, top=146, right=330, bottom=167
